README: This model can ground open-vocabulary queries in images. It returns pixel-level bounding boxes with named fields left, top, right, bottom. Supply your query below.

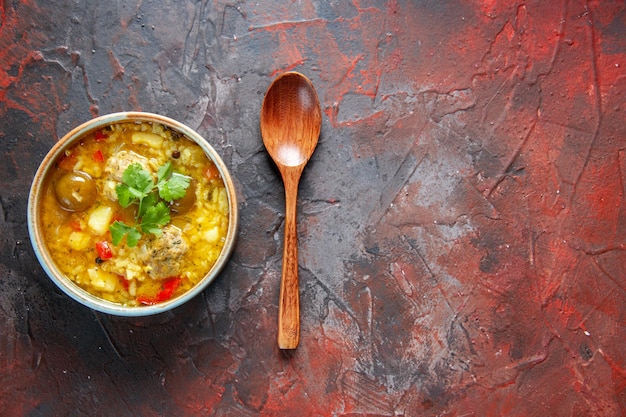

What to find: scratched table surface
left=1, top=1, right=625, bottom=416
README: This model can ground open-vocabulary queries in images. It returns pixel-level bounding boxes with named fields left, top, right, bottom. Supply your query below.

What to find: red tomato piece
left=70, top=220, right=82, bottom=231
left=136, top=295, right=155, bottom=305
left=95, top=240, right=113, bottom=260
left=205, top=163, right=221, bottom=181
left=137, top=277, right=182, bottom=305
left=156, top=277, right=182, bottom=302
left=57, top=153, right=77, bottom=171
left=94, top=130, right=108, bottom=141
left=118, top=275, right=130, bottom=290
left=93, top=149, right=104, bottom=162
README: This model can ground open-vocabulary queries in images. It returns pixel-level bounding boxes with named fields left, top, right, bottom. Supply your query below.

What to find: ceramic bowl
left=28, top=112, right=238, bottom=316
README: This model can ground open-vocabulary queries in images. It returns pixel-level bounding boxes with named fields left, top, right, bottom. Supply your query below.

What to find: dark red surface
left=1, top=1, right=625, bottom=416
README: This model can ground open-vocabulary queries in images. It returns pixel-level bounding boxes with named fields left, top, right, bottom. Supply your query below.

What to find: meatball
left=139, top=224, right=188, bottom=279
left=104, top=150, right=150, bottom=180
left=103, top=150, right=150, bottom=200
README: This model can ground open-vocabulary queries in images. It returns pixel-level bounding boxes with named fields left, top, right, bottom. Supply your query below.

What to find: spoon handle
left=278, top=168, right=302, bottom=349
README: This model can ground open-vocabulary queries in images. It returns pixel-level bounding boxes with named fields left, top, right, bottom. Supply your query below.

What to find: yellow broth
left=39, top=121, right=229, bottom=306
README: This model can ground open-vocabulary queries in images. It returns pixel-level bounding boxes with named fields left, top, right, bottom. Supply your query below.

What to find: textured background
left=1, top=1, right=625, bottom=416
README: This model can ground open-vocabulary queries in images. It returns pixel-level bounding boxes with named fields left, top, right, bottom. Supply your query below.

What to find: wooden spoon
left=260, top=72, right=322, bottom=349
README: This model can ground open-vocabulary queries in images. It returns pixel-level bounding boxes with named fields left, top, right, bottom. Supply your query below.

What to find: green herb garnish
left=110, top=162, right=191, bottom=247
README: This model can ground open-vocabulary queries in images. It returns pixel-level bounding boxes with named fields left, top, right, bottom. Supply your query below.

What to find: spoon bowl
left=260, top=72, right=321, bottom=349
left=261, top=73, right=321, bottom=167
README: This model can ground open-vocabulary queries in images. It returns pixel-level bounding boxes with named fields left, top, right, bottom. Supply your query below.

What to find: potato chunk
left=87, top=267, right=118, bottom=292
left=132, top=132, right=163, bottom=149
left=88, top=206, right=113, bottom=235
left=68, top=231, right=91, bottom=250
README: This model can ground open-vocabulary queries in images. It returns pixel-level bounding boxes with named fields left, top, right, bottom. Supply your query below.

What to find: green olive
left=170, top=179, right=196, bottom=215
left=54, top=171, right=97, bottom=212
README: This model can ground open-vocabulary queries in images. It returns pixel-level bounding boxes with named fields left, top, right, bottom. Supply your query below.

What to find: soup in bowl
left=28, top=112, right=238, bottom=316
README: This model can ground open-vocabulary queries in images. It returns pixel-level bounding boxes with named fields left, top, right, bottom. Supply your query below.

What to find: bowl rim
left=27, top=111, right=238, bottom=316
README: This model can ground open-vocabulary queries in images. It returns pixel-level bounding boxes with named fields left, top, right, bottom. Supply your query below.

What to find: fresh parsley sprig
left=109, top=162, right=191, bottom=247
